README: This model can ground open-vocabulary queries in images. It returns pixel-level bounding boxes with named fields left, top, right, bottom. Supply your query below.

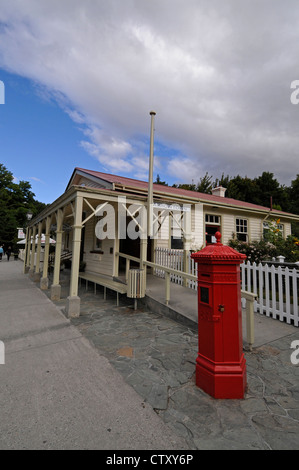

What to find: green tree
left=0, top=163, right=14, bottom=190
left=172, top=172, right=213, bottom=194
left=288, top=174, right=299, bottom=215
left=0, top=163, right=47, bottom=248
left=154, top=174, right=168, bottom=186
left=196, top=172, right=213, bottom=194
left=172, top=182, right=196, bottom=191
left=214, top=173, right=231, bottom=190
left=287, top=174, right=299, bottom=237
left=252, top=172, right=287, bottom=210
left=224, top=175, right=257, bottom=202
left=154, top=169, right=297, bottom=224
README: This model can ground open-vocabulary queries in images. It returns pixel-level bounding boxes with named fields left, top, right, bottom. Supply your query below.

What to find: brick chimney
left=212, top=186, right=227, bottom=197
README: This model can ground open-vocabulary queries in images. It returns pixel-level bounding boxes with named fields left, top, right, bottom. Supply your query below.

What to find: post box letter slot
left=200, top=287, right=209, bottom=304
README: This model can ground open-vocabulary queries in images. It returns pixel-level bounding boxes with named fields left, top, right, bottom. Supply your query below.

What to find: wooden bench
left=79, top=271, right=127, bottom=306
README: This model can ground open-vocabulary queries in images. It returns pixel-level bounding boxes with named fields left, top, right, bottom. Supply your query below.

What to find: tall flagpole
left=148, top=111, right=156, bottom=237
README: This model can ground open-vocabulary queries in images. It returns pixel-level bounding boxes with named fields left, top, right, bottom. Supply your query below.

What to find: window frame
left=236, top=217, right=248, bottom=242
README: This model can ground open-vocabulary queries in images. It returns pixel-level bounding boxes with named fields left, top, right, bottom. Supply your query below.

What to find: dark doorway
left=119, top=237, right=152, bottom=272
left=205, top=225, right=220, bottom=245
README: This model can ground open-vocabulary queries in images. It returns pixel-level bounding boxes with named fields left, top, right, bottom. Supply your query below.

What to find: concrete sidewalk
left=0, top=260, right=188, bottom=450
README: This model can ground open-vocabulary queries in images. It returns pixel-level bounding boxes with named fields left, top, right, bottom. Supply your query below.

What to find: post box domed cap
left=215, top=231, right=222, bottom=244
left=191, top=232, right=247, bottom=262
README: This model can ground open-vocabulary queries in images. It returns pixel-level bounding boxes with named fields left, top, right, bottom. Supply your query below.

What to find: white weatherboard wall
left=192, top=204, right=204, bottom=250
left=155, top=211, right=170, bottom=249
left=285, top=223, right=292, bottom=237
left=208, top=207, right=293, bottom=245
left=78, top=175, right=110, bottom=190
left=220, top=211, right=235, bottom=245
left=83, top=215, right=114, bottom=276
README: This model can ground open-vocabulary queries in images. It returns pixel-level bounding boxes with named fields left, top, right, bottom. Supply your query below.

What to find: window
left=170, top=211, right=183, bottom=248
left=171, top=236, right=184, bottom=249
left=236, top=218, right=248, bottom=241
left=205, top=214, right=221, bottom=244
left=205, top=214, right=220, bottom=224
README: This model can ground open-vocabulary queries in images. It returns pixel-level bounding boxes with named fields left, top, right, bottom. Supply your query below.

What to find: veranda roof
left=17, top=234, right=56, bottom=245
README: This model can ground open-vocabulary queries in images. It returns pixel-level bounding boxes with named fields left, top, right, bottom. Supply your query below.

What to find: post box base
left=196, top=354, right=246, bottom=399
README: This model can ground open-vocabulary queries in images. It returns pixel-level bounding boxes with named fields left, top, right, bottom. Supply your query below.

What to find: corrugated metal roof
left=74, top=167, right=293, bottom=216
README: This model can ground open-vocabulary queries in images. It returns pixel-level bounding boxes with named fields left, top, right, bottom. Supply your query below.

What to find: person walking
left=6, top=246, right=12, bottom=261
left=0, top=245, right=3, bottom=261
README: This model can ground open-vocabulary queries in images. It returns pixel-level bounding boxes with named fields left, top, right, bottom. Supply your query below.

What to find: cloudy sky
left=0, top=0, right=299, bottom=202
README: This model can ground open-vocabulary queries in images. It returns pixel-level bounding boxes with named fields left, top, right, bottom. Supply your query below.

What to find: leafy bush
left=229, top=217, right=299, bottom=263
left=228, top=238, right=276, bottom=263
left=274, top=235, right=299, bottom=263
left=229, top=236, right=299, bottom=263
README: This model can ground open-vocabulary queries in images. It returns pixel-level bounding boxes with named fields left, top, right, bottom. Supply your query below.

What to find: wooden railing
left=116, top=251, right=256, bottom=348
left=116, top=252, right=197, bottom=306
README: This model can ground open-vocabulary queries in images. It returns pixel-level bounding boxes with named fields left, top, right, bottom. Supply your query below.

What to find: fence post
left=165, top=272, right=170, bottom=306
left=278, top=266, right=284, bottom=319
left=125, top=258, right=130, bottom=284
left=241, top=291, right=257, bottom=351
left=293, top=269, right=299, bottom=327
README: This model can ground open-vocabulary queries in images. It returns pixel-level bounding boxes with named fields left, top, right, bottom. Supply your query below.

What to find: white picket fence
left=241, top=262, right=299, bottom=326
left=154, top=247, right=299, bottom=326
left=154, top=247, right=197, bottom=289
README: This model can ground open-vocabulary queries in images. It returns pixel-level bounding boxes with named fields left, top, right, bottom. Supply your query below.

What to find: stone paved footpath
left=48, top=275, right=299, bottom=451
left=1, top=262, right=190, bottom=450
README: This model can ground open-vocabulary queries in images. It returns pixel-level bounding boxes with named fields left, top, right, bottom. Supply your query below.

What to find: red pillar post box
left=191, top=232, right=247, bottom=399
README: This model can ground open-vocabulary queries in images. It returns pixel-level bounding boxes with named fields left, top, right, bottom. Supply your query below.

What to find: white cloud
left=30, top=176, right=45, bottom=183
left=0, top=0, right=299, bottom=185
left=79, top=140, right=134, bottom=173
left=167, top=157, right=204, bottom=185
